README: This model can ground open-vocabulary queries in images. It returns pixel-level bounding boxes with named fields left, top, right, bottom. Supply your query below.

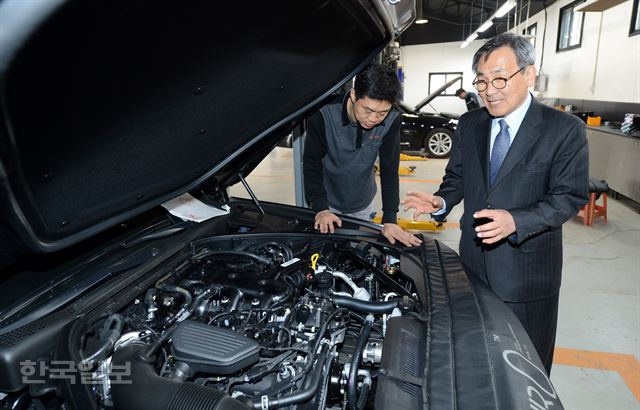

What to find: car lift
left=399, top=153, right=427, bottom=161
left=372, top=215, right=446, bottom=231
left=373, top=163, right=416, bottom=175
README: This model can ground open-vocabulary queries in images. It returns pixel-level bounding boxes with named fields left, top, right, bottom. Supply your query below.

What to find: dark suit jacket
left=435, top=97, right=589, bottom=302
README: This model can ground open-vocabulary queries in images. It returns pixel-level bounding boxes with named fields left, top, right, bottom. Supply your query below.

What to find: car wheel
left=424, top=128, right=453, bottom=158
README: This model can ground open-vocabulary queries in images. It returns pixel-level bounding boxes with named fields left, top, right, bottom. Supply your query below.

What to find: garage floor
left=229, top=147, right=640, bottom=410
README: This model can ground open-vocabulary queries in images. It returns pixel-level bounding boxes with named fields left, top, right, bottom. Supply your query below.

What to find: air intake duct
left=110, top=345, right=250, bottom=410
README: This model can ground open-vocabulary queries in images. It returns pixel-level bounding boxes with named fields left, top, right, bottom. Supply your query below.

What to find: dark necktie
left=490, top=119, right=510, bottom=186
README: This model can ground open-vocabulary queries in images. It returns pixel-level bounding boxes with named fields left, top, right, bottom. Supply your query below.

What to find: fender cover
left=375, top=238, right=563, bottom=410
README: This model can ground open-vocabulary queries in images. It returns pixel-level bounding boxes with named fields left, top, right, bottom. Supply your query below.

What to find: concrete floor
left=230, top=147, right=640, bottom=410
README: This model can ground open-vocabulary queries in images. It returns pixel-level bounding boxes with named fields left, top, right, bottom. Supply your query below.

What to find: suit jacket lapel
left=490, top=98, right=544, bottom=190
left=474, top=111, right=492, bottom=192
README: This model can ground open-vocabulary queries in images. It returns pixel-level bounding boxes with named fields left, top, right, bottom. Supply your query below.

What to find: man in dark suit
left=402, top=33, right=588, bottom=374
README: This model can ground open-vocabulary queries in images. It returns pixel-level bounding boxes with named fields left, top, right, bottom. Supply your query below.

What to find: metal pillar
left=292, top=124, right=307, bottom=207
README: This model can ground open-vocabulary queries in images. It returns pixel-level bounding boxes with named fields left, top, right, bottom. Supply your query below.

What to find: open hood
left=0, top=0, right=415, bottom=253
left=413, top=75, right=462, bottom=112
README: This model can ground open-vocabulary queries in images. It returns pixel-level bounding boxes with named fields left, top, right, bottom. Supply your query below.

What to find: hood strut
left=238, top=173, right=265, bottom=215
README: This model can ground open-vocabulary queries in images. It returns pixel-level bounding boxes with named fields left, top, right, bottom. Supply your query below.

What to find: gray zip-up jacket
left=303, top=94, right=401, bottom=223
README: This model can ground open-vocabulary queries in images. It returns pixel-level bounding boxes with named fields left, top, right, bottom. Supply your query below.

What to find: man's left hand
left=381, top=223, right=423, bottom=247
left=473, top=209, right=516, bottom=244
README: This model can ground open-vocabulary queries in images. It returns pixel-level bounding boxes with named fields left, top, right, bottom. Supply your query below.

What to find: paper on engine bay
left=161, top=193, right=229, bottom=223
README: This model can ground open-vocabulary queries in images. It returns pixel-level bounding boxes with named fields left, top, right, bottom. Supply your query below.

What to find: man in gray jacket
left=303, top=63, right=420, bottom=247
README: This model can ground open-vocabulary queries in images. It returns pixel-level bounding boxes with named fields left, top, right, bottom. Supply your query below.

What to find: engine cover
left=171, top=320, right=260, bottom=375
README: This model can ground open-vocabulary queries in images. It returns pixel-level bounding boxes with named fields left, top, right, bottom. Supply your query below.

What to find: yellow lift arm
left=372, top=216, right=445, bottom=232
left=373, top=164, right=415, bottom=175
left=399, top=153, right=427, bottom=161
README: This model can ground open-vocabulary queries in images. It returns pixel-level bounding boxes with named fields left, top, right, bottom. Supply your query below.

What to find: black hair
left=472, top=33, right=535, bottom=73
left=455, top=88, right=466, bottom=97
left=353, top=63, right=402, bottom=104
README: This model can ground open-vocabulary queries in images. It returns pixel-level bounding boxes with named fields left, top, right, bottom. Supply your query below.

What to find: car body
left=0, top=1, right=562, bottom=410
left=399, top=104, right=459, bottom=158
left=399, top=77, right=461, bottom=158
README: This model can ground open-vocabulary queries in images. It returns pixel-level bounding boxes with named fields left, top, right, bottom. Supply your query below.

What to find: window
left=557, top=0, right=586, bottom=51
left=428, top=72, right=462, bottom=96
left=631, top=0, right=640, bottom=36
left=525, top=23, right=537, bottom=48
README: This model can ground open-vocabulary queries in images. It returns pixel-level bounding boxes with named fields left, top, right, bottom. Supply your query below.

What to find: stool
left=577, top=178, right=608, bottom=225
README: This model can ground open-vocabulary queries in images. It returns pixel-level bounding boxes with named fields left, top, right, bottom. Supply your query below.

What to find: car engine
left=76, top=236, right=426, bottom=410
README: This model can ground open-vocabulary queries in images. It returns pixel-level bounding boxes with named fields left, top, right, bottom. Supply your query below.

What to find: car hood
left=0, top=0, right=415, bottom=253
left=413, top=75, right=462, bottom=112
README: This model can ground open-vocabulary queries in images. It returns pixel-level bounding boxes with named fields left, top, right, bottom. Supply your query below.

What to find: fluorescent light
left=415, top=17, right=429, bottom=24
left=495, top=0, right=516, bottom=18
left=458, top=0, right=515, bottom=50
left=460, top=31, right=477, bottom=47
left=477, top=20, right=493, bottom=32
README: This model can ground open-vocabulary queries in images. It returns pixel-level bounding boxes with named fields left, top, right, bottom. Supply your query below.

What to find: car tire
left=424, top=128, right=453, bottom=158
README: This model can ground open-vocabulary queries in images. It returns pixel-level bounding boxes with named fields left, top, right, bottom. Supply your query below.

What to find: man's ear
left=525, top=65, right=537, bottom=88
left=350, top=88, right=356, bottom=101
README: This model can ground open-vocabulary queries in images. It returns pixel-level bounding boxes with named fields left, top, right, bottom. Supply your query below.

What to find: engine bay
left=76, top=235, right=428, bottom=410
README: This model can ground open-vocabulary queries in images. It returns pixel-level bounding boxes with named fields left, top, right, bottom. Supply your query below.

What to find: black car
left=399, top=77, right=461, bottom=158
left=0, top=1, right=562, bottom=410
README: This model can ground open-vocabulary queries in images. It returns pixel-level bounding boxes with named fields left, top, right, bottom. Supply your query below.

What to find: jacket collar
left=341, top=93, right=352, bottom=126
left=474, top=97, right=544, bottom=191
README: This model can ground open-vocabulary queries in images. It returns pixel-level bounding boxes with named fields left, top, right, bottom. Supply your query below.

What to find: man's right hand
left=314, top=210, right=342, bottom=233
left=401, top=191, right=444, bottom=220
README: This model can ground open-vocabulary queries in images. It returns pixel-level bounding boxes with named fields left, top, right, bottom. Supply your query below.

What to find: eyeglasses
left=472, top=67, right=525, bottom=92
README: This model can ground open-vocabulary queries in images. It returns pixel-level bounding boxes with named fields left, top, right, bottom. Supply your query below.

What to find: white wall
left=519, top=0, right=640, bottom=101
left=400, top=0, right=640, bottom=114
left=401, top=41, right=483, bottom=114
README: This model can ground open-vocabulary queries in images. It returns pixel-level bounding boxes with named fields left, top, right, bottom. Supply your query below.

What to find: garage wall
left=400, top=41, right=480, bottom=114
left=400, top=0, right=640, bottom=115
left=520, top=0, right=640, bottom=102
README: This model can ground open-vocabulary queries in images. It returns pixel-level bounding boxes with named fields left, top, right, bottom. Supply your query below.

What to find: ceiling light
left=459, top=0, right=515, bottom=50
left=495, top=0, right=516, bottom=18
left=460, top=31, right=478, bottom=47
left=477, top=20, right=493, bottom=32
left=415, top=17, right=429, bottom=24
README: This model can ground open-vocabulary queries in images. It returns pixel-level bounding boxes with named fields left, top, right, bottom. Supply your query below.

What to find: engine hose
left=226, top=287, right=244, bottom=312
left=139, top=323, right=177, bottom=362
left=348, top=317, right=372, bottom=410
left=357, top=382, right=370, bottom=410
left=80, top=314, right=124, bottom=368
left=162, top=285, right=193, bottom=309
left=309, top=308, right=346, bottom=361
left=111, top=345, right=250, bottom=410
left=332, top=296, right=399, bottom=314
left=252, top=344, right=330, bottom=409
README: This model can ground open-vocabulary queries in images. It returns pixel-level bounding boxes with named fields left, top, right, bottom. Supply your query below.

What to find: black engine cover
left=171, top=320, right=260, bottom=375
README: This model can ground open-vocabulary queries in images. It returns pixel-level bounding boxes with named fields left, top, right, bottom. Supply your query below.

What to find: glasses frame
left=472, top=66, right=526, bottom=92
